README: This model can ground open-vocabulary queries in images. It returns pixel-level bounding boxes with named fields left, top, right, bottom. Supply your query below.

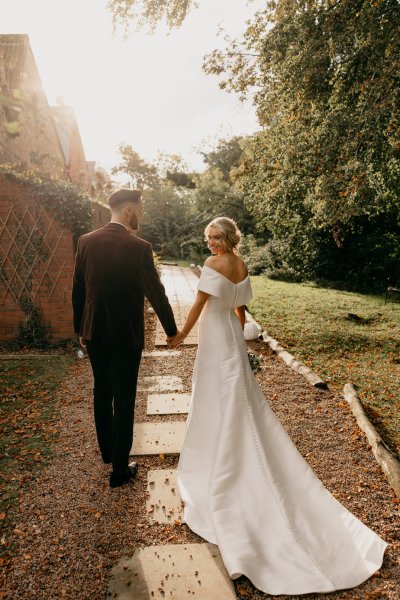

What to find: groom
left=72, top=188, right=178, bottom=488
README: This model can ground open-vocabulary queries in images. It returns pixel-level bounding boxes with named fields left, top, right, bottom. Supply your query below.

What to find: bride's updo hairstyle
left=205, top=217, right=242, bottom=253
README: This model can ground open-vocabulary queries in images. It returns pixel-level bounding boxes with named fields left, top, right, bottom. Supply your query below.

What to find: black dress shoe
left=109, top=462, right=138, bottom=488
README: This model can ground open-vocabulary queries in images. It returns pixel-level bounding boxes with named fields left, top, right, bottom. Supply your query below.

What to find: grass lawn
left=0, top=354, right=74, bottom=563
left=249, top=276, right=400, bottom=457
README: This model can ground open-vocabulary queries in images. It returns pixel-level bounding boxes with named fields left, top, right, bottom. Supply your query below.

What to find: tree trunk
left=344, top=383, right=400, bottom=499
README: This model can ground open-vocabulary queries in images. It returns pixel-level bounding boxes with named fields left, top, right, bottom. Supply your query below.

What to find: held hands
left=166, top=330, right=186, bottom=349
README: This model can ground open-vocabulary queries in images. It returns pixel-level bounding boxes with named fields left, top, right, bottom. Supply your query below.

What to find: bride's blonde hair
left=205, top=217, right=242, bottom=252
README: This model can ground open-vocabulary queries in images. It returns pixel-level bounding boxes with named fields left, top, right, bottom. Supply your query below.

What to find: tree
left=106, top=0, right=197, bottom=32
left=111, top=145, right=210, bottom=260
left=90, top=165, right=115, bottom=203
left=112, top=143, right=159, bottom=188
left=204, top=0, right=400, bottom=287
left=140, top=182, right=210, bottom=260
left=155, top=152, right=196, bottom=188
left=194, top=136, right=258, bottom=238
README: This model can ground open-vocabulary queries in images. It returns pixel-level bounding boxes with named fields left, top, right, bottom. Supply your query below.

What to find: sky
left=1, top=0, right=263, bottom=174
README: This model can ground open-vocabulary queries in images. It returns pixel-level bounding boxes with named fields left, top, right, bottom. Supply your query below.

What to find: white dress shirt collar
left=109, top=221, right=129, bottom=231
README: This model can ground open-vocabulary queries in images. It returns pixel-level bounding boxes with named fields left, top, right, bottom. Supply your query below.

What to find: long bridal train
left=177, top=266, right=387, bottom=596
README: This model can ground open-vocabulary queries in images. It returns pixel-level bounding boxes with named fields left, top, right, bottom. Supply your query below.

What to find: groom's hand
left=166, top=333, right=177, bottom=348
left=166, top=331, right=183, bottom=349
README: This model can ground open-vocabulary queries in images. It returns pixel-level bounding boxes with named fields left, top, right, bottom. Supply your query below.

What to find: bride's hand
left=167, top=331, right=186, bottom=348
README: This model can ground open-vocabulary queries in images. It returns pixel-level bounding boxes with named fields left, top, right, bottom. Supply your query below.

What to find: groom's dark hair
left=108, top=188, right=142, bottom=209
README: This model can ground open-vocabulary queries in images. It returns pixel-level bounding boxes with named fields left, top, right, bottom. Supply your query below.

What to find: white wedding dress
left=177, top=265, right=387, bottom=596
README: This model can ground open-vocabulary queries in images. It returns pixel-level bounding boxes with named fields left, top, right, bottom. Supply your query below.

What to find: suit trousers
left=86, top=341, right=142, bottom=476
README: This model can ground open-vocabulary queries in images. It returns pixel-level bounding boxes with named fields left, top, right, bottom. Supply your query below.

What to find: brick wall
left=0, top=35, right=91, bottom=192
left=50, top=105, right=91, bottom=191
left=0, top=35, right=65, bottom=177
left=92, top=201, right=110, bottom=230
left=0, top=175, right=76, bottom=342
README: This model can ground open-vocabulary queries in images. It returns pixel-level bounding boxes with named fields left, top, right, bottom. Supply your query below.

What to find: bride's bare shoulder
left=237, top=256, right=249, bottom=276
left=204, top=255, right=248, bottom=280
left=204, top=256, right=219, bottom=268
left=204, top=255, right=227, bottom=273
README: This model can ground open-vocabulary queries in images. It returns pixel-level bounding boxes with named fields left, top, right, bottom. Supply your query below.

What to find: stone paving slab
left=155, top=265, right=199, bottom=346
left=131, top=422, right=186, bottom=455
left=137, top=375, right=183, bottom=392
left=147, top=393, right=191, bottom=415
left=107, top=543, right=237, bottom=599
left=142, top=350, right=181, bottom=358
left=146, top=469, right=183, bottom=524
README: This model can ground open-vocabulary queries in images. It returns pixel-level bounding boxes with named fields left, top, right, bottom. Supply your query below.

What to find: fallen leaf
left=237, top=585, right=251, bottom=596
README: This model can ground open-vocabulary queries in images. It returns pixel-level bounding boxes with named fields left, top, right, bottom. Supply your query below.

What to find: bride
left=167, top=216, right=387, bottom=596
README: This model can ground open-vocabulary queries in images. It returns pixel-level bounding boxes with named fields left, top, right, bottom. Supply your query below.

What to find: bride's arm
left=235, top=305, right=246, bottom=329
left=168, top=291, right=209, bottom=347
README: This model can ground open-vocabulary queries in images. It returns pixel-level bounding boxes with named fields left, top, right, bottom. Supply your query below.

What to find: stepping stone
left=155, top=329, right=198, bottom=346
left=107, top=543, right=236, bottom=599
left=147, top=393, right=191, bottom=415
left=142, top=350, right=181, bottom=358
left=146, top=469, right=183, bottom=523
left=137, top=375, right=183, bottom=392
left=131, top=422, right=186, bottom=455
left=155, top=265, right=200, bottom=346
left=155, top=326, right=198, bottom=347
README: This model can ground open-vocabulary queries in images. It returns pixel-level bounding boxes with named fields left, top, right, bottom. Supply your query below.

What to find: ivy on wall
left=0, top=164, right=94, bottom=347
left=0, top=164, right=93, bottom=243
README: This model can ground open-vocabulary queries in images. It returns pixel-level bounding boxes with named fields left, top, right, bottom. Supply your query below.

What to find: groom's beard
left=129, top=214, right=139, bottom=231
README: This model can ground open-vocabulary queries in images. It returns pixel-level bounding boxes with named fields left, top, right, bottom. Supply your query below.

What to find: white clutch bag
left=243, top=321, right=261, bottom=341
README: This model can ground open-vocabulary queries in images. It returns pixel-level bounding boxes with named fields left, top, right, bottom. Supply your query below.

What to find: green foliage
left=200, top=137, right=244, bottom=178
left=193, top=137, right=258, bottom=237
left=17, top=296, right=51, bottom=348
left=0, top=164, right=93, bottom=242
left=111, top=145, right=209, bottom=259
left=166, top=170, right=195, bottom=189
left=112, top=144, right=159, bottom=188
left=204, top=0, right=400, bottom=290
left=141, top=183, right=211, bottom=261
left=239, top=235, right=271, bottom=276
left=111, top=143, right=207, bottom=260
left=106, top=0, right=196, bottom=32
left=247, top=350, right=263, bottom=373
left=112, top=138, right=265, bottom=262
left=0, top=89, right=24, bottom=139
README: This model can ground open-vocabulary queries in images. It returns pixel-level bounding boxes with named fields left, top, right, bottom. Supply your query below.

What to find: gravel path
left=5, top=310, right=399, bottom=599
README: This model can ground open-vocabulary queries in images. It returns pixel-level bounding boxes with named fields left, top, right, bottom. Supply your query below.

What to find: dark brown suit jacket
left=72, top=223, right=177, bottom=348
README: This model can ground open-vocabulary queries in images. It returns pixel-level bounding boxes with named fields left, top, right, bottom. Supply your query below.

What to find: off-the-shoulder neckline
left=203, top=265, right=250, bottom=285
